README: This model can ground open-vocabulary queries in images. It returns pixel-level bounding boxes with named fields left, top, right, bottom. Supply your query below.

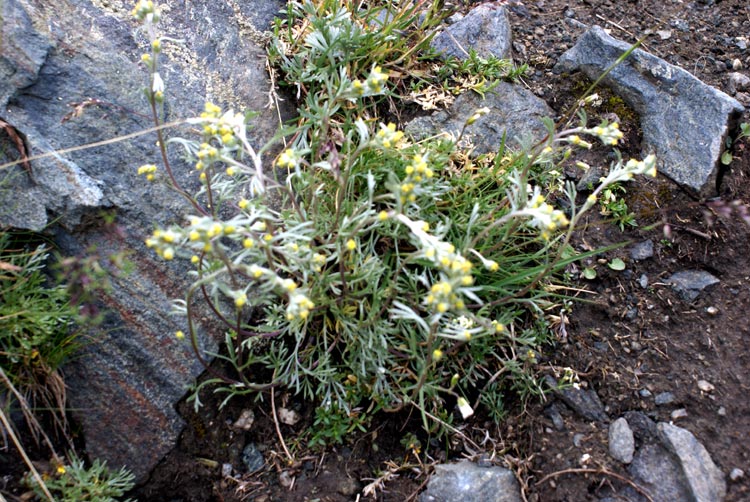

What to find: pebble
left=729, top=468, right=745, bottom=481
left=706, top=306, right=719, bottom=315
left=573, top=433, right=585, bottom=448
left=232, top=409, right=255, bottom=430
left=241, top=443, right=265, bottom=473
left=336, top=477, right=361, bottom=496
left=221, top=463, right=233, bottom=477
left=671, top=408, right=688, bottom=420
left=655, top=392, right=676, bottom=405
left=718, top=406, right=727, bottom=416
left=639, top=274, right=649, bottom=289
left=639, top=388, right=653, bottom=398
left=608, top=417, right=635, bottom=464
left=697, top=380, right=715, bottom=393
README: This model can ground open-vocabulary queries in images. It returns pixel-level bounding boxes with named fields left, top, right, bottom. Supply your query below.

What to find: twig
left=270, top=388, right=293, bottom=463
left=534, top=467, right=654, bottom=502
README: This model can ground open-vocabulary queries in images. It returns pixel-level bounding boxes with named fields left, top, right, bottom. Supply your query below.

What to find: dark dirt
left=5, top=1, right=749, bottom=501
left=131, top=1, right=750, bottom=501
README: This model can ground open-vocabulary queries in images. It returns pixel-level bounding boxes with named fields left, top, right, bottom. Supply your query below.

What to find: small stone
left=336, top=477, right=361, bottom=496
left=639, top=388, right=653, bottom=398
left=546, top=375, right=607, bottom=422
left=706, top=306, right=719, bottom=315
left=573, top=433, right=585, bottom=448
left=656, top=30, right=672, bottom=40
left=733, top=59, right=743, bottom=70
left=279, top=470, right=294, bottom=488
left=655, top=392, right=676, bottom=405
left=729, top=468, right=745, bottom=481
left=727, top=72, right=750, bottom=95
left=671, top=408, right=688, bottom=420
left=232, top=409, right=255, bottom=430
left=608, top=417, right=635, bottom=464
left=697, top=380, right=715, bottom=393
left=277, top=407, right=300, bottom=425
left=666, top=270, right=720, bottom=302
left=221, top=463, right=233, bottom=477
left=241, top=443, right=265, bottom=473
left=544, top=404, right=566, bottom=431
left=630, top=240, right=654, bottom=261
left=639, top=274, right=649, bottom=289
left=718, top=406, right=727, bottom=416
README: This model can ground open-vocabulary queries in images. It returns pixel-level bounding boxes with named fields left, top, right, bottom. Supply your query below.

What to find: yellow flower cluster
left=399, top=153, right=434, bottom=205
left=366, top=66, right=388, bottom=93
left=276, top=148, right=300, bottom=169
left=198, top=103, right=243, bottom=147
left=145, top=228, right=179, bottom=260
left=586, top=122, right=623, bottom=146
left=286, top=293, right=315, bottom=321
left=137, top=164, right=157, bottom=181
left=375, top=123, right=404, bottom=149
left=132, top=0, right=159, bottom=21
left=348, top=66, right=389, bottom=97
left=526, top=192, right=570, bottom=240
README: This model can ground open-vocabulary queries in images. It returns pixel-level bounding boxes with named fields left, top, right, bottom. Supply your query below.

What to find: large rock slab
left=419, top=462, right=522, bottom=502
left=556, top=26, right=744, bottom=196
left=0, top=0, right=288, bottom=483
left=406, top=81, right=553, bottom=154
left=430, top=4, right=512, bottom=61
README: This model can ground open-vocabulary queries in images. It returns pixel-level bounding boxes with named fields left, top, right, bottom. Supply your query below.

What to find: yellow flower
left=243, top=238, right=254, bottom=249
left=190, top=255, right=199, bottom=264
left=378, top=210, right=389, bottom=221
left=56, top=465, right=66, bottom=475
left=175, top=330, right=185, bottom=340
left=163, top=247, right=174, bottom=260
left=235, top=292, right=247, bottom=308
left=238, top=198, right=249, bottom=209
left=345, top=239, right=357, bottom=251
left=432, top=349, right=443, bottom=361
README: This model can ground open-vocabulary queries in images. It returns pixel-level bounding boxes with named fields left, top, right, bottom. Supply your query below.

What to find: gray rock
left=557, top=26, right=745, bottom=196
left=431, top=5, right=512, bottom=61
left=628, top=442, right=692, bottom=502
left=0, top=0, right=289, bottom=482
left=671, top=408, right=688, bottom=420
left=630, top=240, right=654, bottom=261
left=655, top=392, right=676, bottom=405
left=609, top=417, right=635, bottom=464
left=406, top=82, right=553, bottom=154
left=546, top=375, right=608, bottom=422
left=241, top=443, right=265, bottom=473
left=623, top=411, right=658, bottom=442
left=544, top=403, right=566, bottom=431
left=666, top=270, right=720, bottom=302
left=419, top=462, right=522, bottom=502
left=727, top=72, right=750, bottom=95
left=658, top=423, right=727, bottom=502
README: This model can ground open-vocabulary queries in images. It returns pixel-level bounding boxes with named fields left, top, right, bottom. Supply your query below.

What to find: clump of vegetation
left=132, top=0, right=656, bottom=446
left=25, top=454, right=135, bottom=502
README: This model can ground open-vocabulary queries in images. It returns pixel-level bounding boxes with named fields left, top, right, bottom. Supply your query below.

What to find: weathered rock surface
left=0, top=0, right=288, bottom=482
left=406, top=81, right=553, bottom=154
left=430, top=4, right=512, bottom=61
left=658, top=423, right=727, bottom=502
left=419, top=462, right=522, bottom=502
left=627, top=442, right=693, bottom=502
left=666, top=270, right=720, bottom=302
left=556, top=26, right=745, bottom=196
